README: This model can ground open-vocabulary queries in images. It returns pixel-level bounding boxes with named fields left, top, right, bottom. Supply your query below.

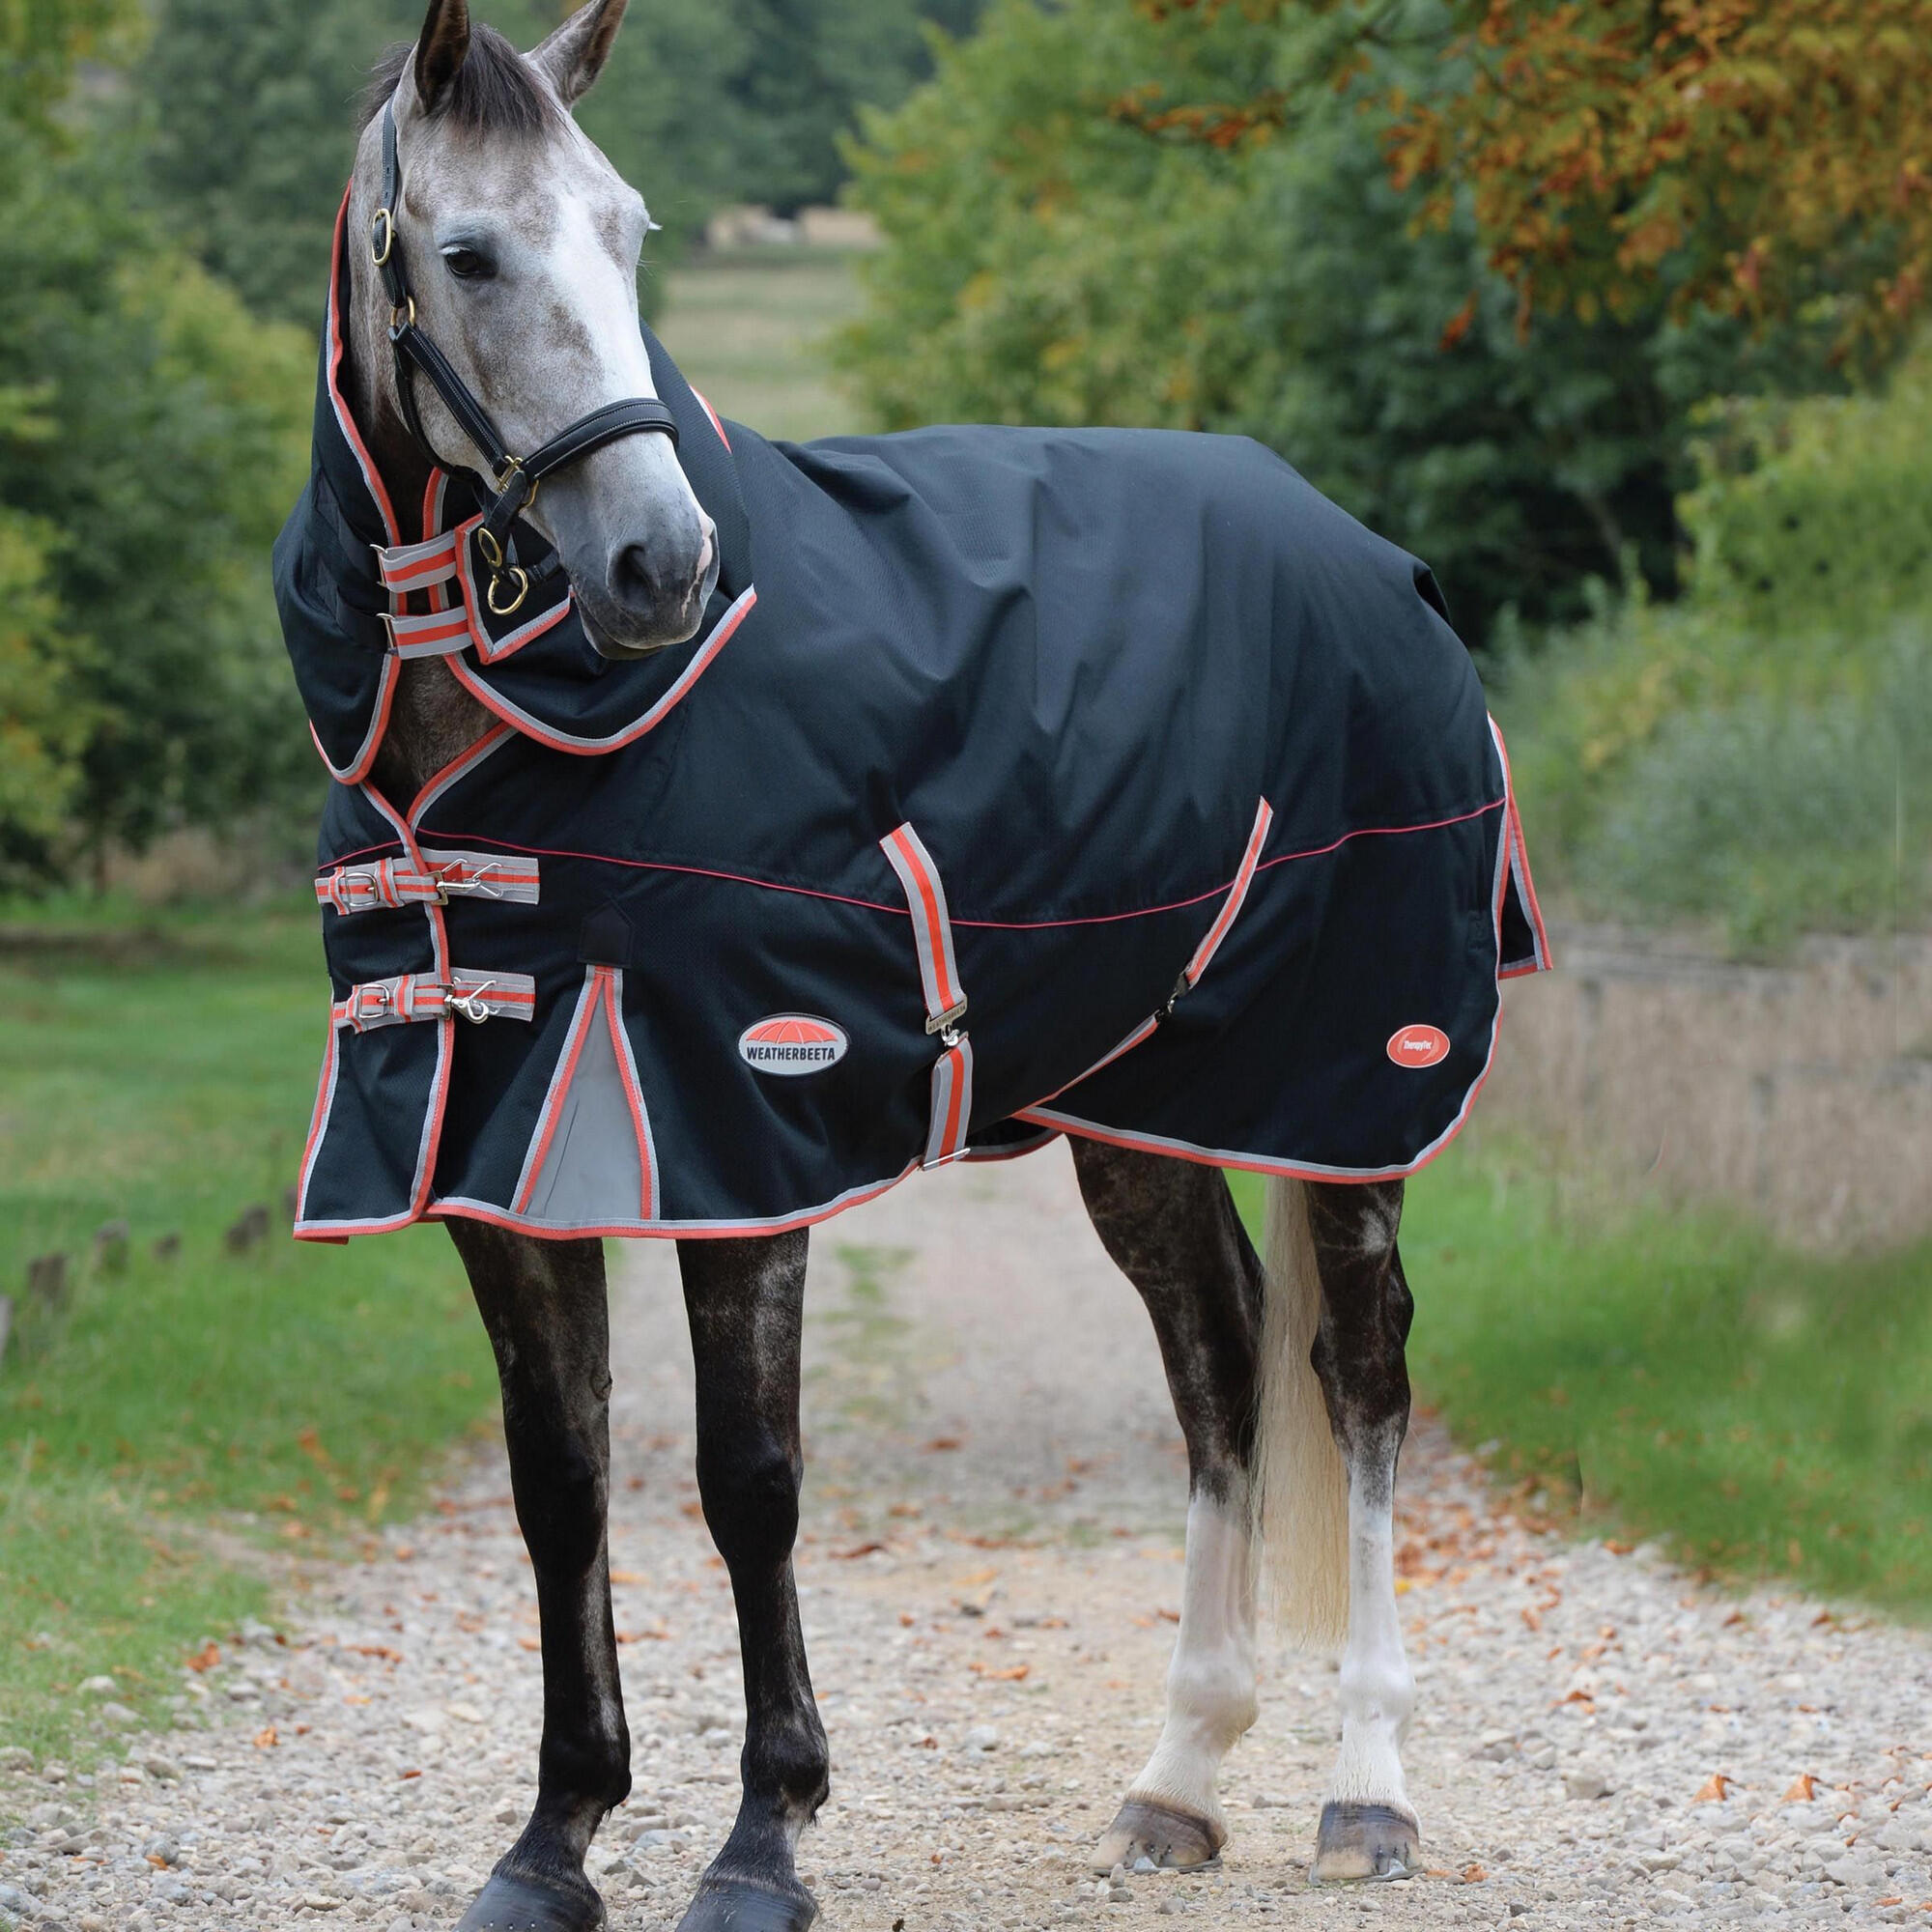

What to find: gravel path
left=6, top=1147, right=1932, bottom=1930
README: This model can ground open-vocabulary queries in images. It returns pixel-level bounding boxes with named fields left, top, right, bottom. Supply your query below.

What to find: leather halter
left=370, top=101, right=678, bottom=615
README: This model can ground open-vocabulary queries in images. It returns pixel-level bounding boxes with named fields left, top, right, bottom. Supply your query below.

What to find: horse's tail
left=1250, top=1175, right=1350, bottom=1650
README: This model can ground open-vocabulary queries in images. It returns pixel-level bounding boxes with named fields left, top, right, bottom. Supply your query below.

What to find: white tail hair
left=1250, top=1175, right=1350, bottom=1650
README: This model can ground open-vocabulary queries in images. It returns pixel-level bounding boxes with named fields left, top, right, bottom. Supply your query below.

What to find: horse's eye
left=440, top=245, right=492, bottom=282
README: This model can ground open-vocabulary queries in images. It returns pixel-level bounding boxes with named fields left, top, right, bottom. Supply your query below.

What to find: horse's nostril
left=610, top=540, right=663, bottom=612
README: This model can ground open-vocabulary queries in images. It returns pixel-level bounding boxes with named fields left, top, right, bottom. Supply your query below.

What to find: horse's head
left=349, top=0, right=715, bottom=658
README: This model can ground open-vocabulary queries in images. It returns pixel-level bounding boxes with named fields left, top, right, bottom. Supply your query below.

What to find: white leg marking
left=1327, top=1455, right=1415, bottom=1811
left=1125, top=1491, right=1258, bottom=1829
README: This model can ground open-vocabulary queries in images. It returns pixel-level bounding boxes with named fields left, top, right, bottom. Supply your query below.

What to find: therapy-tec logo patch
left=1386, top=1024, right=1451, bottom=1069
left=738, top=1014, right=849, bottom=1076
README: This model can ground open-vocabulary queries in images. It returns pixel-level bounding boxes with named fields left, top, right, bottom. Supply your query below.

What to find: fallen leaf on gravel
left=1692, top=1774, right=1732, bottom=1804
left=611, top=1570, right=647, bottom=1585
left=1877, top=1898, right=1904, bottom=1908
left=1462, top=1864, right=1487, bottom=1883
left=185, top=1642, right=220, bottom=1672
left=253, top=1727, right=278, bottom=1750
left=1521, top=1607, right=1541, bottom=1632
left=924, top=1436, right=963, bottom=1452
left=1783, top=1774, right=1818, bottom=1803
left=969, top=1662, right=1030, bottom=1682
left=399, top=1770, right=421, bottom=1780
left=837, top=1543, right=888, bottom=1560
left=353, top=1644, right=402, bottom=1662
left=616, top=1628, right=671, bottom=1643
left=1154, top=1608, right=1179, bottom=1623
left=518, top=1636, right=541, bottom=1652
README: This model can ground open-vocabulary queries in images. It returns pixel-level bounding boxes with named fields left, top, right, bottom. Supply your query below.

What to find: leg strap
left=880, top=821, right=973, bottom=1167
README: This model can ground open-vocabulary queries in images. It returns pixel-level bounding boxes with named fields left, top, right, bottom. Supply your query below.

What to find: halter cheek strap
left=371, top=101, right=679, bottom=615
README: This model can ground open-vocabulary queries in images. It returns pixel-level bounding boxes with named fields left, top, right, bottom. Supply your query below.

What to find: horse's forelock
left=358, top=23, right=561, bottom=140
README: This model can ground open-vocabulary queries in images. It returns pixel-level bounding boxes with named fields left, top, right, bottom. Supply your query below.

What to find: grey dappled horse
left=343, top=6, right=1422, bottom=1925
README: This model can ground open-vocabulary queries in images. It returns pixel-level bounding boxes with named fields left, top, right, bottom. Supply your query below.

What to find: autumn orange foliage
left=1128, top=1, right=1932, bottom=349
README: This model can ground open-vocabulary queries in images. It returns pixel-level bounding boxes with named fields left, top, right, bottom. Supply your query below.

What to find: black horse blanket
left=276, top=223, right=1548, bottom=1240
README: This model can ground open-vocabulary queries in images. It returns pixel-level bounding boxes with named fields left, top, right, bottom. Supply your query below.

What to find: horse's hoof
left=1308, top=1800, right=1421, bottom=1884
left=1092, top=1797, right=1226, bottom=1872
left=673, top=1875, right=818, bottom=1931
left=456, top=1872, right=606, bottom=1931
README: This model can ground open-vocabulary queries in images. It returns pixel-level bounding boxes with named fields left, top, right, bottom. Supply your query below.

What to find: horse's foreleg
left=1304, top=1179, right=1421, bottom=1884
left=674, top=1232, right=826, bottom=1932
left=1071, top=1141, right=1264, bottom=1873
left=446, top=1220, right=627, bottom=1932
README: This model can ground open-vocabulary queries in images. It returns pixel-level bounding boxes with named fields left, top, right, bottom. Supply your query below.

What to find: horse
left=312, top=3, right=1520, bottom=1924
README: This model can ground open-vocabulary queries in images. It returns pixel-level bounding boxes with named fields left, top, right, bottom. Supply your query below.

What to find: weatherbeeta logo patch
left=738, top=1014, right=849, bottom=1075
left=1386, top=1024, right=1451, bottom=1069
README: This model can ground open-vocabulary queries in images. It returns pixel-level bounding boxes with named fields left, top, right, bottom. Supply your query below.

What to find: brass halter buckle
left=370, top=207, right=395, bottom=268
left=494, top=455, right=538, bottom=509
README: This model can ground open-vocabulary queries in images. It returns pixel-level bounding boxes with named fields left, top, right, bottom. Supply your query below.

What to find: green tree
left=0, top=139, right=314, bottom=881
left=134, top=0, right=418, bottom=326
left=838, top=0, right=1831, bottom=640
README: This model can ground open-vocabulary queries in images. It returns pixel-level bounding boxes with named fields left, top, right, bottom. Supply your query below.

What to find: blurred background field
left=5, top=0, right=1931, bottom=1765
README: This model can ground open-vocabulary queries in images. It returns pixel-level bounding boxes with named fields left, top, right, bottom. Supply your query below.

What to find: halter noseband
left=370, top=102, right=679, bottom=616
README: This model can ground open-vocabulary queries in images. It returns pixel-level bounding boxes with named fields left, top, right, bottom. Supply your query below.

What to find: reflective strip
left=316, top=856, right=442, bottom=914
left=880, top=823, right=975, bottom=1164
left=375, top=530, right=461, bottom=593
left=383, top=607, right=473, bottom=659
left=879, top=821, right=966, bottom=1030
left=923, top=1036, right=974, bottom=1169
left=317, top=850, right=540, bottom=914
left=332, top=969, right=536, bottom=1032
left=1181, top=797, right=1273, bottom=988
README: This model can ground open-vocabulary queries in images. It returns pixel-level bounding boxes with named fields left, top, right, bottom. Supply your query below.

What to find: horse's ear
left=530, top=0, right=628, bottom=107
left=412, top=0, right=471, bottom=112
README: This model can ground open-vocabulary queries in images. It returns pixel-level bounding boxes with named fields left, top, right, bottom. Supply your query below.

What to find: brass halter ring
left=370, top=207, right=395, bottom=268
left=487, top=566, right=531, bottom=617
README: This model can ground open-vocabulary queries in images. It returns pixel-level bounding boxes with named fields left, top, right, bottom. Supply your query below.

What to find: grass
left=1229, top=1155, right=1932, bottom=1620
left=655, top=246, right=869, bottom=443
left=0, top=896, right=496, bottom=1769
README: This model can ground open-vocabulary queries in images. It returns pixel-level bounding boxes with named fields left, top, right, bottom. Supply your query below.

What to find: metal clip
left=434, top=867, right=502, bottom=904
left=924, top=997, right=969, bottom=1038
left=443, top=980, right=496, bottom=1025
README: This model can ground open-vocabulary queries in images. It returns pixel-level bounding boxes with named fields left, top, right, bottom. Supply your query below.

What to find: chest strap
left=375, top=529, right=461, bottom=596
left=880, top=822, right=973, bottom=1168
left=317, top=851, right=541, bottom=915
left=333, top=970, right=537, bottom=1032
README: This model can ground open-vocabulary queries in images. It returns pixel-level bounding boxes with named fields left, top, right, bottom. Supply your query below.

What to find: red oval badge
left=1387, top=1024, right=1450, bottom=1069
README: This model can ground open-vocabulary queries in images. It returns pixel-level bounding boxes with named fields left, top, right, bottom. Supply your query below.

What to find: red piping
left=416, top=796, right=1508, bottom=934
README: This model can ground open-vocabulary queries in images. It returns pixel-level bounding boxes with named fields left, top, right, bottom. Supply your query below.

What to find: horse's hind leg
left=1302, top=1179, right=1421, bottom=1884
left=445, top=1221, right=628, bottom=1932
left=1070, top=1140, right=1264, bottom=1873
left=673, top=1232, right=827, bottom=1932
